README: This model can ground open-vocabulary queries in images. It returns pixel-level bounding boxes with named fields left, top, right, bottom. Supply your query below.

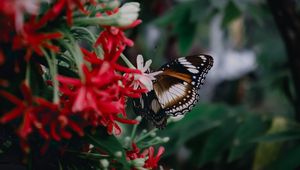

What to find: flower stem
left=120, top=53, right=135, bottom=68
left=42, top=49, right=59, bottom=104
left=73, top=16, right=117, bottom=26
left=130, top=122, right=139, bottom=141
left=58, top=32, right=85, bottom=81
left=50, top=51, right=59, bottom=104
left=135, top=128, right=157, bottom=144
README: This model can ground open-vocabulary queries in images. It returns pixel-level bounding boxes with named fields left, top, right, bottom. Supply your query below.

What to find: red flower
left=95, top=20, right=141, bottom=59
left=36, top=0, right=94, bottom=27
left=126, top=143, right=165, bottom=170
left=143, top=146, right=165, bottom=169
left=12, top=24, right=62, bottom=61
left=0, top=82, right=83, bottom=152
left=0, top=0, right=40, bottom=32
left=58, top=60, right=139, bottom=135
left=126, top=143, right=143, bottom=160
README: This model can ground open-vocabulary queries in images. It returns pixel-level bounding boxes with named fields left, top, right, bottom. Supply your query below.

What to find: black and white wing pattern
left=133, top=54, right=213, bottom=128
left=132, top=90, right=168, bottom=129
left=153, top=54, right=213, bottom=116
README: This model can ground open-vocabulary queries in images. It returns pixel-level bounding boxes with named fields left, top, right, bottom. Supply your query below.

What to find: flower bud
left=136, top=116, right=142, bottom=121
left=130, top=158, right=146, bottom=168
left=150, top=132, right=156, bottom=137
left=114, top=151, right=123, bottom=157
left=162, top=137, right=170, bottom=143
left=100, top=159, right=109, bottom=168
left=117, top=2, right=140, bottom=26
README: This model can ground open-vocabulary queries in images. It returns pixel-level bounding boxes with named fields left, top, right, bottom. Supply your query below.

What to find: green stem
left=120, top=53, right=135, bottom=68
left=140, top=140, right=164, bottom=149
left=66, top=150, right=110, bottom=159
left=73, top=16, right=117, bottom=26
left=57, top=32, right=84, bottom=80
left=136, top=128, right=157, bottom=143
left=130, top=123, right=138, bottom=141
left=72, top=26, right=97, bottom=41
left=42, top=49, right=59, bottom=103
left=50, top=51, right=59, bottom=104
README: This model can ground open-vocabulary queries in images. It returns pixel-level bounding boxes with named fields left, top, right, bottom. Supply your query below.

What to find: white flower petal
left=136, top=54, right=144, bottom=70
left=131, top=55, right=160, bottom=91
left=139, top=77, right=153, bottom=91
left=142, top=59, right=152, bottom=72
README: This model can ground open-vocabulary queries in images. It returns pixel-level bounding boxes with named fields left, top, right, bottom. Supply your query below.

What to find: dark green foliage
left=134, top=0, right=300, bottom=169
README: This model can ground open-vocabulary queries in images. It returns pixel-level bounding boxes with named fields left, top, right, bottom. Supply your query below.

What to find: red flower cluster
left=57, top=51, right=143, bottom=135
left=0, top=0, right=146, bottom=149
left=0, top=82, right=83, bottom=153
left=37, top=0, right=95, bottom=27
left=126, top=143, right=165, bottom=169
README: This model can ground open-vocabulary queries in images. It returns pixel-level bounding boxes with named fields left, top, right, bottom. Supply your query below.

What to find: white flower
left=132, top=55, right=162, bottom=91
left=117, top=2, right=140, bottom=26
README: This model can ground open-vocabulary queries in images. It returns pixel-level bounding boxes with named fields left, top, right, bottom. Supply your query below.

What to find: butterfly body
left=133, top=54, right=213, bottom=128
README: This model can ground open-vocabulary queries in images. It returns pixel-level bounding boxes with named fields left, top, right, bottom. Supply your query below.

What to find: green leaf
left=228, top=115, right=268, bottom=162
left=154, top=4, right=189, bottom=26
left=174, top=9, right=197, bottom=55
left=252, top=130, right=300, bottom=143
left=154, top=3, right=197, bottom=55
left=253, top=117, right=289, bottom=170
left=221, top=1, right=242, bottom=27
left=199, top=117, right=239, bottom=166
left=270, top=145, right=300, bottom=170
left=158, top=104, right=229, bottom=156
left=85, top=130, right=130, bottom=169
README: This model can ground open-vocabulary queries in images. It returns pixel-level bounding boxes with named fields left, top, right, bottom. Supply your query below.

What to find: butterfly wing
left=132, top=90, right=168, bottom=129
left=133, top=54, right=213, bottom=128
left=153, top=54, right=213, bottom=116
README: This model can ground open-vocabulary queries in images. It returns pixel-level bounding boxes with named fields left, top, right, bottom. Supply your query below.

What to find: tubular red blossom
left=126, top=143, right=165, bottom=169
left=58, top=58, right=142, bottom=135
left=0, top=0, right=40, bottom=32
left=126, top=143, right=142, bottom=160
left=143, top=146, right=165, bottom=169
left=81, top=48, right=103, bottom=65
left=12, top=27, right=62, bottom=61
left=113, top=63, right=141, bottom=74
left=95, top=26, right=133, bottom=57
left=36, top=0, right=91, bottom=28
left=0, top=83, right=85, bottom=150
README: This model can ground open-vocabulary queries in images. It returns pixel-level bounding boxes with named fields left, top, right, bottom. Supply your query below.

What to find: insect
left=133, top=54, right=214, bottom=129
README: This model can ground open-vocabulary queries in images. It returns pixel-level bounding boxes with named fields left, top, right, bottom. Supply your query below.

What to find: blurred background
left=125, top=0, right=300, bottom=169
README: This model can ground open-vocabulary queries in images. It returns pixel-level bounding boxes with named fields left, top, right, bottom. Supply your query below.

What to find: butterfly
left=133, top=54, right=214, bottom=129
